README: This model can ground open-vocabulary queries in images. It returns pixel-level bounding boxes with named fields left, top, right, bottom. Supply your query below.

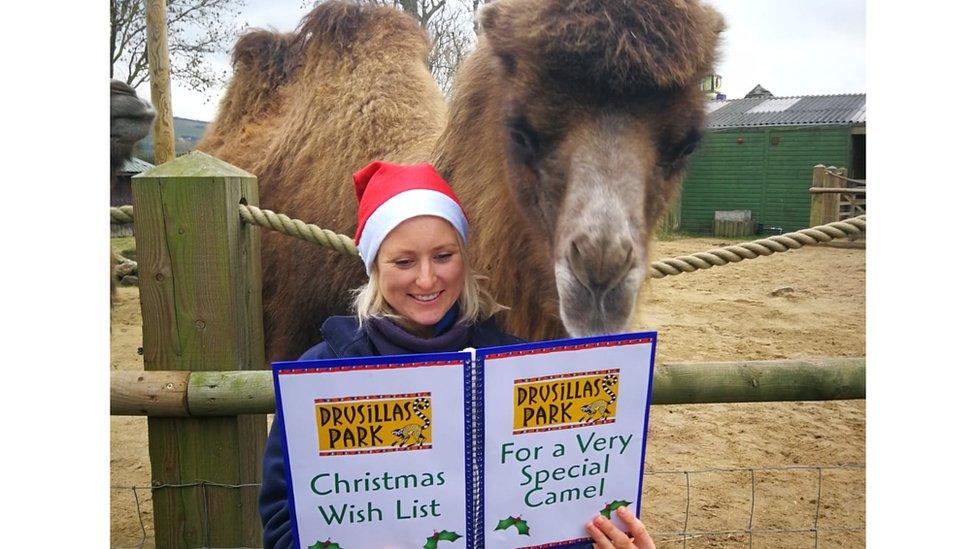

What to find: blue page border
left=475, top=330, right=658, bottom=548
left=272, top=350, right=471, bottom=549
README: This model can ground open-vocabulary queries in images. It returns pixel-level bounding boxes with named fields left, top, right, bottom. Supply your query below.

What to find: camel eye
left=506, top=117, right=540, bottom=163
left=510, top=129, right=529, bottom=149
left=676, top=131, right=701, bottom=158
left=660, top=130, right=701, bottom=166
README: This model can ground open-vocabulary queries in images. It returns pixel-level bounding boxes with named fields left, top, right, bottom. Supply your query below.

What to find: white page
left=480, top=336, right=655, bottom=548
left=276, top=356, right=470, bottom=549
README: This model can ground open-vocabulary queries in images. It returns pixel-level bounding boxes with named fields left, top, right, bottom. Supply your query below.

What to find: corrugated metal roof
left=704, top=93, right=865, bottom=129
left=119, top=156, right=155, bottom=174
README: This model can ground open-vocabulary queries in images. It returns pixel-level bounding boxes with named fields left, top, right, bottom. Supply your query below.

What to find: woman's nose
left=415, top=261, right=436, bottom=289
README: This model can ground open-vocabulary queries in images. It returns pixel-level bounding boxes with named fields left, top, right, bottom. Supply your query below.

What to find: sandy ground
left=110, top=237, right=865, bottom=548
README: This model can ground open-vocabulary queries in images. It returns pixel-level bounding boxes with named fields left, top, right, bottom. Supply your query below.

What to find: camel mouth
left=553, top=260, right=643, bottom=337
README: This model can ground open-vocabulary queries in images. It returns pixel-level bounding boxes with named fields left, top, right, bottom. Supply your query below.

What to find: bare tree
left=305, top=0, right=480, bottom=92
left=110, top=0, right=244, bottom=92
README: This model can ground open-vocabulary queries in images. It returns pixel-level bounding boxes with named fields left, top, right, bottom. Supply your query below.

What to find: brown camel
left=197, top=0, right=723, bottom=363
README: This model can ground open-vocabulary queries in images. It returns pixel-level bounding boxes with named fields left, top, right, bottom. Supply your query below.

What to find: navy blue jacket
left=258, top=315, right=521, bottom=549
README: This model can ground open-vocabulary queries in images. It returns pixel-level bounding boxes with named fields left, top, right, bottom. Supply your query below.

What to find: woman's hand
left=585, top=506, right=656, bottom=549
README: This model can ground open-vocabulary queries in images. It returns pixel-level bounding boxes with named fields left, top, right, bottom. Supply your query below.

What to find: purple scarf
left=364, top=304, right=470, bottom=355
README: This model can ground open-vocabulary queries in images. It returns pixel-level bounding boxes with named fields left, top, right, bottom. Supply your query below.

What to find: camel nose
left=567, top=233, right=636, bottom=295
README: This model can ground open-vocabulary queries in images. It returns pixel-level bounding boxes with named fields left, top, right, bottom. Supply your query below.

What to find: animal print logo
left=391, top=397, right=431, bottom=448
left=579, top=374, right=619, bottom=422
left=315, top=392, right=433, bottom=456
left=512, top=369, right=620, bottom=434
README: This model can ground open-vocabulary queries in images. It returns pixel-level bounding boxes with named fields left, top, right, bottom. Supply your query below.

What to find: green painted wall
left=679, top=126, right=852, bottom=234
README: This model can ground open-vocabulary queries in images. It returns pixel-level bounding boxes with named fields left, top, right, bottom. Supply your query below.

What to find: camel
left=197, top=0, right=724, bottom=363
left=111, top=80, right=154, bottom=301
left=111, top=80, right=155, bottom=174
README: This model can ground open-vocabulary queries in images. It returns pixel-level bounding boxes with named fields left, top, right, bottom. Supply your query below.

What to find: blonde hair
left=351, top=242, right=507, bottom=328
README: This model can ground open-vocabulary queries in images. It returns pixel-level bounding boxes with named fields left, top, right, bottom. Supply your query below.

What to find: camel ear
left=476, top=1, right=517, bottom=74
left=476, top=1, right=500, bottom=36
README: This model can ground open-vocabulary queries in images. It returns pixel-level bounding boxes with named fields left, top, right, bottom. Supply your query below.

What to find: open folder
left=273, top=331, right=657, bottom=549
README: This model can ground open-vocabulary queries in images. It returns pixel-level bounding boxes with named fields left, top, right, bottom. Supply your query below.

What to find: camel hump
left=479, top=0, right=725, bottom=93
left=232, top=29, right=297, bottom=82
left=296, top=0, right=429, bottom=58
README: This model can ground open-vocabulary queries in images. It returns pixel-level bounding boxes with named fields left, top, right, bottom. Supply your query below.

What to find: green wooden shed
left=677, top=90, right=866, bottom=234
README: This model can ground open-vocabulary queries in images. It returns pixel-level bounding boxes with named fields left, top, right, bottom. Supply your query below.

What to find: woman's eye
left=393, top=259, right=414, bottom=268
left=435, top=252, right=454, bottom=263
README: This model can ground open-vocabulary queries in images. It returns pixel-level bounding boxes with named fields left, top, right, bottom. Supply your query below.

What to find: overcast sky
left=133, top=0, right=865, bottom=122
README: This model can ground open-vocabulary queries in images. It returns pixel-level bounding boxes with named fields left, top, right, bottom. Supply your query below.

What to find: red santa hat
left=353, top=160, right=469, bottom=275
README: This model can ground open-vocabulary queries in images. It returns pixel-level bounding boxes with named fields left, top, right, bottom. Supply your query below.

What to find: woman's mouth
left=410, top=291, right=442, bottom=303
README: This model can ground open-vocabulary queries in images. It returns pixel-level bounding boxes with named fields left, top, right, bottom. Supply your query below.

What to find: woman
left=258, top=160, right=658, bottom=548
left=258, top=161, right=521, bottom=548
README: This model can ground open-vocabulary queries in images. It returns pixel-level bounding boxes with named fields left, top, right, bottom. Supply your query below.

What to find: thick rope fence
left=110, top=463, right=864, bottom=549
left=109, top=205, right=866, bottom=282
left=646, top=216, right=865, bottom=279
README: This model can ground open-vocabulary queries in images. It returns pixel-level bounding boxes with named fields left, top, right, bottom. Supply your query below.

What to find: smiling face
left=375, top=216, right=466, bottom=333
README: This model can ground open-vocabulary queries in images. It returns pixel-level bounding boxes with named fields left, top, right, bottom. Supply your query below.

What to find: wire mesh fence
left=110, top=463, right=864, bottom=549
left=111, top=481, right=263, bottom=549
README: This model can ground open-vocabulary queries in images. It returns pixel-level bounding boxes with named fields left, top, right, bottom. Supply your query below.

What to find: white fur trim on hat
left=357, top=188, right=469, bottom=275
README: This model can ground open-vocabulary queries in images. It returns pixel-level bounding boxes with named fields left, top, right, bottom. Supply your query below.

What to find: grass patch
left=111, top=236, right=136, bottom=260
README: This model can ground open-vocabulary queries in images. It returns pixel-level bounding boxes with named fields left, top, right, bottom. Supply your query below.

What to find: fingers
left=587, top=515, right=633, bottom=548
left=585, top=519, right=615, bottom=548
left=616, top=507, right=655, bottom=549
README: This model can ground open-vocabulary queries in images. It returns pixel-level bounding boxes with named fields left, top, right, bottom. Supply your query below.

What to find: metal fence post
left=132, top=151, right=266, bottom=547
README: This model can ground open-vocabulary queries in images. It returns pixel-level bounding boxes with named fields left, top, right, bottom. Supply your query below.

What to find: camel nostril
left=622, top=239, right=635, bottom=270
left=566, top=234, right=637, bottom=294
left=568, top=238, right=590, bottom=288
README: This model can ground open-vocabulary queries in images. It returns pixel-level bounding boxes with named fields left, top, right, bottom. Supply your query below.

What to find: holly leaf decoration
left=437, top=530, right=462, bottom=542
left=423, top=530, right=462, bottom=548
left=599, top=500, right=633, bottom=519
left=494, top=516, right=516, bottom=531
left=307, top=540, right=342, bottom=549
left=494, top=516, right=530, bottom=536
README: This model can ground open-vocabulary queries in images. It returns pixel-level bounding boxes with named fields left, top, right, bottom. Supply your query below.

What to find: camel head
left=110, top=80, right=155, bottom=175
left=476, top=0, right=724, bottom=336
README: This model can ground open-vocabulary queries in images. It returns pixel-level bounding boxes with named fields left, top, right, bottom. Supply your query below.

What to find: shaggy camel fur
left=198, top=0, right=723, bottom=362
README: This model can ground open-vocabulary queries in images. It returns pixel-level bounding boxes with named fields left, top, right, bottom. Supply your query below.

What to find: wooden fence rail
left=810, top=164, right=867, bottom=226
left=111, top=357, right=866, bottom=416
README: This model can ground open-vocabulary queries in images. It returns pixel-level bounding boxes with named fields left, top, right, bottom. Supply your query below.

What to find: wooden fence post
left=809, top=164, right=827, bottom=227
left=823, top=165, right=841, bottom=223
left=145, top=0, right=176, bottom=164
left=836, top=167, right=850, bottom=220
left=132, top=151, right=266, bottom=548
